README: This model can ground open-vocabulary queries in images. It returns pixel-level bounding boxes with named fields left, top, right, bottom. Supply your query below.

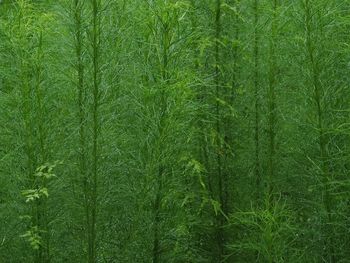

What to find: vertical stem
left=72, top=0, right=90, bottom=260
left=152, top=166, right=163, bottom=263
left=17, top=3, right=43, bottom=261
left=215, top=0, right=222, bottom=202
left=253, top=0, right=261, bottom=201
left=224, top=0, right=239, bottom=215
left=34, top=29, right=50, bottom=263
left=89, top=0, right=100, bottom=261
left=214, top=0, right=225, bottom=259
left=35, top=31, right=46, bottom=163
left=267, top=0, right=278, bottom=202
left=152, top=13, right=169, bottom=263
left=304, top=0, right=335, bottom=261
left=74, top=0, right=86, bottom=177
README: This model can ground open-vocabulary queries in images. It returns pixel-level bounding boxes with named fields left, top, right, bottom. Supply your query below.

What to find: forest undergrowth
left=0, top=0, right=350, bottom=262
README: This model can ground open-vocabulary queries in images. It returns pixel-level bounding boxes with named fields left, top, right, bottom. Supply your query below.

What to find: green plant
left=20, top=162, right=60, bottom=260
left=228, top=198, right=300, bottom=263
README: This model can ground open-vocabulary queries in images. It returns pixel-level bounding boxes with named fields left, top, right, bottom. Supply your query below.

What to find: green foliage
left=229, top=199, right=300, bottom=262
left=21, top=188, right=49, bottom=203
left=0, top=0, right=349, bottom=262
left=21, top=226, right=42, bottom=250
left=35, top=161, right=61, bottom=180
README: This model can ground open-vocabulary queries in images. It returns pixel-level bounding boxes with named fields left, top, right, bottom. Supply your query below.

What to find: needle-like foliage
left=0, top=0, right=349, bottom=262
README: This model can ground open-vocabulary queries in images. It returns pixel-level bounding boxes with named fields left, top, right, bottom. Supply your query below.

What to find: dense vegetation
left=0, top=0, right=349, bottom=262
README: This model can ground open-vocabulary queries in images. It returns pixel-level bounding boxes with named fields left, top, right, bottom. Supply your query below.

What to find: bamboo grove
left=0, top=0, right=349, bottom=262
